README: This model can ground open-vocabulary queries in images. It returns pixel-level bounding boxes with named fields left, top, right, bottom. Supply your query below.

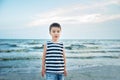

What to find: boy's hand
left=41, top=68, right=46, bottom=77
left=64, top=70, right=67, bottom=76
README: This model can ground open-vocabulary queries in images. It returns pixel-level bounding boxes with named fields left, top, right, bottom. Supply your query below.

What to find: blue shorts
left=46, top=72, right=64, bottom=80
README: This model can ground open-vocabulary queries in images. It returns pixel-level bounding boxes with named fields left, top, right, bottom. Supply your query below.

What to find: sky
left=0, top=0, right=120, bottom=39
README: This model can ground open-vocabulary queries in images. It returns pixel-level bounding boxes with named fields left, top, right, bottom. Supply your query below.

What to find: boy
left=41, top=23, right=67, bottom=80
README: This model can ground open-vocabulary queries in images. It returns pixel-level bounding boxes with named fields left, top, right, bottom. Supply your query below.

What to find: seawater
left=0, top=39, right=120, bottom=74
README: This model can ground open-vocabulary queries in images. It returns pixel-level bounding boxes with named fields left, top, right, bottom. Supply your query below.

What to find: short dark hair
left=49, top=23, right=61, bottom=32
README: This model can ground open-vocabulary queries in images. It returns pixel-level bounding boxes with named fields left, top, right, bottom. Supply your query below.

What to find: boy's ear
left=49, top=32, right=51, bottom=35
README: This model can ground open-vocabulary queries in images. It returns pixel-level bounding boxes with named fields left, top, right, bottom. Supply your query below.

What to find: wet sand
left=0, top=65, right=120, bottom=80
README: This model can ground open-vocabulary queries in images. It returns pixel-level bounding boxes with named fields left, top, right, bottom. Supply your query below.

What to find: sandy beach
left=0, top=65, right=120, bottom=80
left=65, top=65, right=120, bottom=80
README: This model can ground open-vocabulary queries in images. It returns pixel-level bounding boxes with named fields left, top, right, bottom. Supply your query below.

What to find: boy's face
left=50, top=27, right=61, bottom=41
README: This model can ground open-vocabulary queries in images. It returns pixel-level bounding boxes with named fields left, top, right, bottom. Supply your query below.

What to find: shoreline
left=65, top=65, right=120, bottom=80
left=0, top=65, right=120, bottom=80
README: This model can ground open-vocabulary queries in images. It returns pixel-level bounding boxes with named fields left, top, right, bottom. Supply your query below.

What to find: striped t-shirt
left=45, top=41, right=65, bottom=73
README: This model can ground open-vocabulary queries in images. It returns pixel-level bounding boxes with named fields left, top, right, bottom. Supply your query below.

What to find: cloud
left=27, top=0, right=120, bottom=27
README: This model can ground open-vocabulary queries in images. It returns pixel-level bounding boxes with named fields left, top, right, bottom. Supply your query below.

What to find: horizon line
left=0, top=38, right=120, bottom=40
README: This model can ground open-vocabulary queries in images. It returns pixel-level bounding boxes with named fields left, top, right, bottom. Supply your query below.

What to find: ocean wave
left=65, top=44, right=86, bottom=50
left=0, top=43, right=10, bottom=45
left=0, top=57, right=40, bottom=61
left=0, top=66, right=13, bottom=68
left=0, top=43, right=18, bottom=47
left=66, top=56, right=120, bottom=59
left=82, top=42, right=100, bottom=45
left=0, top=45, right=43, bottom=53
left=9, top=44, right=18, bottom=47
left=31, top=46, right=43, bottom=49
left=1, top=56, right=118, bottom=61
left=0, top=52, right=42, bottom=61
left=64, top=44, right=102, bottom=50
left=26, top=42, right=40, bottom=45
left=0, top=49, right=29, bottom=53
left=66, top=49, right=120, bottom=53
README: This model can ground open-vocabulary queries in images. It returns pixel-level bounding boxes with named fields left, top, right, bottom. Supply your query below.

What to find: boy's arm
left=63, top=49, right=67, bottom=76
left=41, top=44, right=47, bottom=77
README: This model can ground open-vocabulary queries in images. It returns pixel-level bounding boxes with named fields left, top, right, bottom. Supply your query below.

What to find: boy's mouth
left=55, top=36, right=58, bottom=38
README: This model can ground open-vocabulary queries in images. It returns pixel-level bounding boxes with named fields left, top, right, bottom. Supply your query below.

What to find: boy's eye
left=57, top=31, right=60, bottom=33
left=53, top=31, right=55, bottom=33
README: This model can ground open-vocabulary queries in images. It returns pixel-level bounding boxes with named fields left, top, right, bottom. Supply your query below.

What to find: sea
left=0, top=39, right=120, bottom=74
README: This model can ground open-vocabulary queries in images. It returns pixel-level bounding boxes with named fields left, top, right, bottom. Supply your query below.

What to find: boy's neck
left=51, top=39, right=59, bottom=43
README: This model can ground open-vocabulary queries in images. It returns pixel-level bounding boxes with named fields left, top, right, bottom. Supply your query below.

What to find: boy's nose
left=55, top=32, right=58, bottom=34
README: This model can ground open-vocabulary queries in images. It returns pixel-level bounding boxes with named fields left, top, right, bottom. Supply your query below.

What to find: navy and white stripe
left=45, top=41, right=64, bottom=73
